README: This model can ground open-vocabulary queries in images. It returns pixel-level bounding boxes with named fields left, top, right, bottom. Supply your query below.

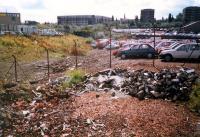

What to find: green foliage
left=85, top=38, right=94, bottom=44
left=64, top=69, right=85, bottom=88
left=73, top=27, right=95, bottom=37
left=189, top=84, right=200, bottom=113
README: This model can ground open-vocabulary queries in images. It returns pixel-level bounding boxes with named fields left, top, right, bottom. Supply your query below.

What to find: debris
left=81, top=68, right=198, bottom=101
left=3, top=82, right=17, bottom=89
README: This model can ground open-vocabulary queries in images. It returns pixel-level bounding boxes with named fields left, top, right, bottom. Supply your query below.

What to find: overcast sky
left=0, top=0, right=200, bottom=23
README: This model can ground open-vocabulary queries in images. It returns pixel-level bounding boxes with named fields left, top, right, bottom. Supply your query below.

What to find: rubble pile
left=82, top=68, right=199, bottom=101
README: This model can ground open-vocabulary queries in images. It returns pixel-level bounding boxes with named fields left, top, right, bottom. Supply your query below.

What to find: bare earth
left=2, top=49, right=200, bottom=136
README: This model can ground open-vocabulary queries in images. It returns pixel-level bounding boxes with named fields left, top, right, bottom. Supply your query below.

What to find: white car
left=160, top=43, right=200, bottom=61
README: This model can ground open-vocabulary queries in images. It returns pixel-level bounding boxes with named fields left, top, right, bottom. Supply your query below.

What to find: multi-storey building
left=183, top=6, right=200, bottom=23
left=140, top=9, right=155, bottom=22
left=0, top=12, right=21, bottom=31
left=57, top=15, right=112, bottom=25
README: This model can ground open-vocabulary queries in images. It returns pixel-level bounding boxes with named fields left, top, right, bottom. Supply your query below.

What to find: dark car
left=119, top=44, right=157, bottom=59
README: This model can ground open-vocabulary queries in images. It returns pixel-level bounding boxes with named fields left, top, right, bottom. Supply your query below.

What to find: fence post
left=46, top=49, right=50, bottom=79
left=12, top=55, right=17, bottom=82
left=109, top=26, right=112, bottom=68
left=153, top=23, right=156, bottom=67
left=73, top=40, right=78, bottom=69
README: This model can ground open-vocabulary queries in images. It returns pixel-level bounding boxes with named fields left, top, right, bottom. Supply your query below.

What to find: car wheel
left=164, top=55, right=172, bottom=62
left=147, top=53, right=153, bottom=59
left=121, top=54, right=126, bottom=59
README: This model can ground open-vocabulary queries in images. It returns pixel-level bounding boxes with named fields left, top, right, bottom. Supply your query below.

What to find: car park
left=119, top=44, right=157, bottom=59
left=159, top=43, right=200, bottom=61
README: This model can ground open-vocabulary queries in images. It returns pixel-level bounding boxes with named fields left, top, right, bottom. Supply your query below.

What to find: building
left=140, top=9, right=155, bottom=22
left=57, top=15, right=112, bottom=26
left=0, top=12, right=21, bottom=31
left=183, top=6, right=200, bottom=23
left=25, top=20, right=39, bottom=25
left=17, top=25, right=38, bottom=35
left=120, top=18, right=134, bottom=24
left=181, top=21, right=200, bottom=33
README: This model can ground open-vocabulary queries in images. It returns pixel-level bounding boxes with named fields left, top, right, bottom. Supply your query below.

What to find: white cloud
left=0, top=0, right=199, bottom=23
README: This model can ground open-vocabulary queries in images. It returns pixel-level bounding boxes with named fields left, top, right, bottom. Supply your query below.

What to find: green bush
left=189, top=84, right=200, bottom=113
left=85, top=38, right=93, bottom=44
left=65, top=69, right=85, bottom=88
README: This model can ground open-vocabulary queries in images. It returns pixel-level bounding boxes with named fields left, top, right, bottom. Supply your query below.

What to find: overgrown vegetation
left=189, top=83, right=200, bottom=113
left=0, top=35, right=91, bottom=62
left=61, top=69, right=85, bottom=89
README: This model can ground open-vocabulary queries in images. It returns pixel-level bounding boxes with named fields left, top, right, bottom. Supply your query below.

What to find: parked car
left=105, top=42, right=120, bottom=50
left=113, top=43, right=134, bottom=56
left=158, top=42, right=181, bottom=53
left=0, top=31, right=5, bottom=35
left=119, top=44, right=157, bottom=59
left=160, top=43, right=200, bottom=62
left=96, top=39, right=110, bottom=49
left=155, top=41, right=174, bottom=53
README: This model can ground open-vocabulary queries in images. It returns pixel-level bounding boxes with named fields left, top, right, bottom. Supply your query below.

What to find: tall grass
left=189, top=84, right=200, bottom=113
left=0, top=35, right=91, bottom=62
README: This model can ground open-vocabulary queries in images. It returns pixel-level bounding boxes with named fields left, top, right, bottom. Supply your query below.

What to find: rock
left=3, top=83, right=17, bottom=89
left=79, top=68, right=198, bottom=101
left=29, top=80, right=39, bottom=85
left=111, top=92, right=116, bottom=97
left=96, top=94, right=100, bottom=98
left=150, top=91, right=161, bottom=98
left=137, top=90, right=145, bottom=100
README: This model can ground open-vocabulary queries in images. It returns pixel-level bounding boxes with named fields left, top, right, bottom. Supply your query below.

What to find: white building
left=17, top=25, right=38, bottom=35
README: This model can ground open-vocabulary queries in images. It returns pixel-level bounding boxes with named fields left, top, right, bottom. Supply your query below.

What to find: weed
left=189, top=84, right=200, bottom=113
left=65, top=69, right=85, bottom=88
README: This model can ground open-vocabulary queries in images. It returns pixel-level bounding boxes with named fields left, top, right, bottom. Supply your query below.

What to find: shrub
left=65, top=69, right=85, bottom=88
left=85, top=38, right=93, bottom=44
left=189, top=84, right=200, bottom=113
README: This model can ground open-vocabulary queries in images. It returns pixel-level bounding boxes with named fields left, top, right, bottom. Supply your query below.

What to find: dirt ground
left=1, top=49, right=200, bottom=137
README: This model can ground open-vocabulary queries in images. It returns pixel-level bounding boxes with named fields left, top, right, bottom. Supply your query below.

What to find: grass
left=0, top=34, right=91, bottom=62
left=189, top=83, right=200, bottom=113
left=62, top=69, right=86, bottom=88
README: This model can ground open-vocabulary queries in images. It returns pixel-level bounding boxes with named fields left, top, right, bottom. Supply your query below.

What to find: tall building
left=140, top=9, right=155, bottom=22
left=0, top=12, right=21, bottom=31
left=57, top=15, right=112, bottom=26
left=183, top=6, right=200, bottom=23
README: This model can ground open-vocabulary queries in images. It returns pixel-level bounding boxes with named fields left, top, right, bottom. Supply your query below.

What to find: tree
left=168, top=13, right=173, bottom=23
left=176, top=13, right=183, bottom=22
left=63, top=25, right=71, bottom=33
left=135, top=15, right=139, bottom=23
left=112, top=15, right=114, bottom=21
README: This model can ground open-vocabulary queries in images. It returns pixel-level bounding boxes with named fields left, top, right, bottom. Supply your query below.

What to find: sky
left=0, top=0, right=200, bottom=23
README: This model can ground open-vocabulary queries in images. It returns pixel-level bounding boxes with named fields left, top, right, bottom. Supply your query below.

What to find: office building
left=57, top=15, right=112, bottom=26
left=140, top=9, right=155, bottom=22
left=0, top=12, right=21, bottom=31
left=183, top=6, right=200, bottom=23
